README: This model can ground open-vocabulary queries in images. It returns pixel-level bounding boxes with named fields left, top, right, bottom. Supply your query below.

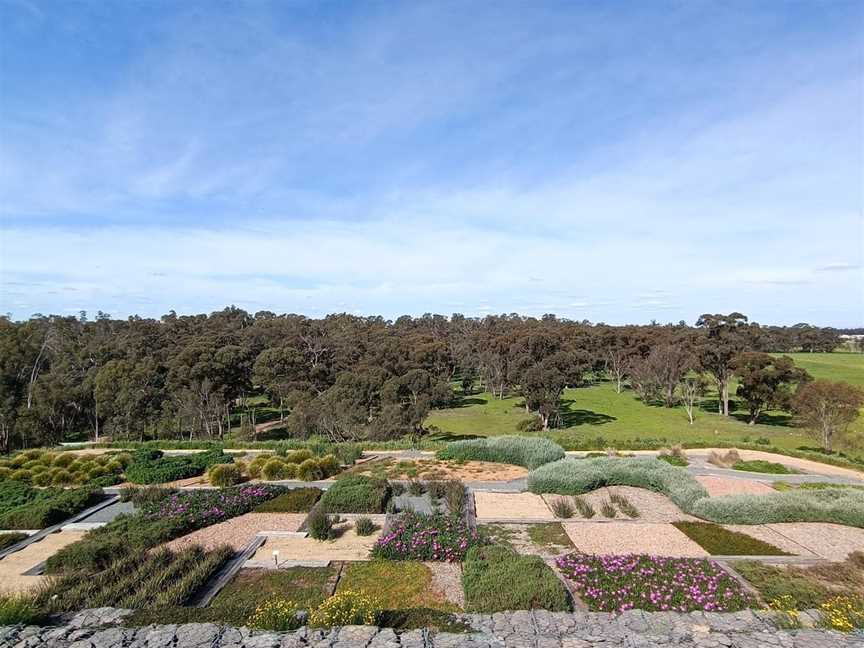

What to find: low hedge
left=125, top=449, right=232, bottom=484
left=528, top=457, right=864, bottom=527
left=254, top=488, right=322, bottom=513
left=437, top=436, right=565, bottom=470
left=0, top=488, right=104, bottom=530
left=462, top=545, right=570, bottom=612
left=319, top=475, right=390, bottom=514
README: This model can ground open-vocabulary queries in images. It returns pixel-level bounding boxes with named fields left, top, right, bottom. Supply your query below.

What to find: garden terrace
left=346, top=456, right=528, bottom=482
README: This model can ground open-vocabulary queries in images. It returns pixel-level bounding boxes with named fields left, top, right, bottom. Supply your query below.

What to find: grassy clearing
left=672, top=522, right=788, bottom=556
left=780, top=352, right=864, bottom=387
left=337, top=560, right=458, bottom=612
left=427, top=382, right=817, bottom=452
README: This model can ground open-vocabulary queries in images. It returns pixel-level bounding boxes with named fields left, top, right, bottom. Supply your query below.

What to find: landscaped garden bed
left=0, top=530, right=88, bottom=595
left=480, top=522, right=575, bottom=558
left=437, top=436, right=565, bottom=470
left=0, top=449, right=130, bottom=487
left=555, top=553, right=756, bottom=613
left=252, top=525, right=383, bottom=564
left=473, top=491, right=555, bottom=520
left=124, top=448, right=233, bottom=485
left=0, top=481, right=105, bottom=530
left=671, top=522, right=788, bottom=555
left=337, top=560, right=460, bottom=612
left=462, top=545, right=571, bottom=612
left=318, top=474, right=390, bottom=513
left=561, top=522, right=708, bottom=558
left=371, top=511, right=481, bottom=562
left=347, top=457, right=528, bottom=481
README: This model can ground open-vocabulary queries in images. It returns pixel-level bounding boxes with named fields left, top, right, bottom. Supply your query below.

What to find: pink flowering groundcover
left=555, top=553, right=756, bottom=613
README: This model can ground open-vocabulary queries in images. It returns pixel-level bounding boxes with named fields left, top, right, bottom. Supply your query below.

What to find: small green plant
left=307, top=508, right=336, bottom=541
left=427, top=481, right=445, bottom=499
left=247, top=597, right=301, bottom=631
left=572, top=496, right=595, bottom=518
left=308, top=589, right=380, bottom=627
left=354, top=516, right=377, bottom=536
left=550, top=497, right=574, bottom=519
left=732, top=460, right=792, bottom=475
left=599, top=499, right=616, bottom=518
left=0, top=594, right=42, bottom=625
left=407, top=480, right=426, bottom=496
left=609, top=492, right=639, bottom=518
left=262, top=459, right=297, bottom=481
left=208, top=463, right=243, bottom=487
left=444, top=480, right=464, bottom=516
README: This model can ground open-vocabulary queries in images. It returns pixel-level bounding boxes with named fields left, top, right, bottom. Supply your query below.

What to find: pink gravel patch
left=162, top=513, right=306, bottom=552
left=696, top=476, right=775, bottom=497
left=765, top=523, right=864, bottom=560
left=562, top=522, right=709, bottom=558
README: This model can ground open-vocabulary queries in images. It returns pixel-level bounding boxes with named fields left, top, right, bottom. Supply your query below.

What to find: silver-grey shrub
left=527, top=457, right=707, bottom=511
left=528, top=457, right=864, bottom=527
left=437, top=436, right=565, bottom=470
left=690, top=488, right=864, bottom=527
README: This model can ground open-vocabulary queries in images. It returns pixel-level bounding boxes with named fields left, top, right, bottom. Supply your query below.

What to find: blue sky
left=1, top=0, right=862, bottom=326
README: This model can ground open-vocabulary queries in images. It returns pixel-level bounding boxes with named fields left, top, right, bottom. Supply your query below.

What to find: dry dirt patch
left=252, top=526, right=382, bottom=564
left=163, top=513, right=307, bottom=552
left=562, top=522, right=709, bottom=558
left=695, top=476, right=775, bottom=497
left=474, top=491, right=554, bottom=520
left=0, top=530, right=86, bottom=594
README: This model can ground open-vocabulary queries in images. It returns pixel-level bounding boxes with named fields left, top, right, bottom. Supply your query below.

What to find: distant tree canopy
left=0, top=308, right=843, bottom=451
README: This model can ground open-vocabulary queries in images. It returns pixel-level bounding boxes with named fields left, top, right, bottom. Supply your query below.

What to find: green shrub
left=307, top=508, right=336, bottom=540
left=53, top=453, right=76, bottom=468
left=119, top=486, right=176, bottom=507
left=462, top=545, right=570, bottom=612
left=319, top=475, right=390, bottom=513
left=284, top=449, right=314, bottom=464
left=262, top=459, right=297, bottom=481
left=657, top=454, right=688, bottom=467
left=21, top=460, right=41, bottom=471
left=10, top=469, right=32, bottom=483
left=437, top=436, right=565, bottom=470
left=732, top=460, right=792, bottom=475
left=444, top=480, right=464, bottom=516
left=572, top=496, right=595, bottom=518
left=550, top=497, right=574, bottom=518
left=124, top=448, right=231, bottom=485
left=32, top=471, right=53, bottom=487
left=247, top=598, right=301, bottom=631
left=690, top=488, right=864, bottom=527
left=253, top=488, right=322, bottom=513
left=208, top=463, right=244, bottom=487
left=37, top=453, right=57, bottom=466
left=0, top=594, right=42, bottom=625
left=333, top=444, right=363, bottom=466
left=296, top=458, right=322, bottom=481
left=528, top=457, right=707, bottom=512
left=0, top=488, right=104, bottom=530
left=354, top=516, right=376, bottom=536
left=0, top=467, right=11, bottom=481
left=51, top=469, right=75, bottom=486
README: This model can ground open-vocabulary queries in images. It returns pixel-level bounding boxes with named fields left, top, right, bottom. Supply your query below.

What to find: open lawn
left=426, top=382, right=824, bottom=452
left=779, top=352, right=864, bottom=386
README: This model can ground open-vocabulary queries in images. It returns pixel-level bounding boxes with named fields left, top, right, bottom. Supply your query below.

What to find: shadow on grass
left=730, top=412, right=794, bottom=427
left=428, top=431, right=486, bottom=442
left=559, top=401, right=616, bottom=427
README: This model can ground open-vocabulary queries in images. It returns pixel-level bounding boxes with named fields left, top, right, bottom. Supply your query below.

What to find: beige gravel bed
left=695, top=476, right=776, bottom=497
left=722, top=525, right=818, bottom=556
left=543, top=486, right=697, bottom=523
left=163, top=513, right=307, bottom=552
left=763, top=523, right=864, bottom=560
left=562, top=522, right=709, bottom=558
left=425, top=561, right=464, bottom=608
left=0, top=530, right=86, bottom=594
left=474, top=491, right=555, bottom=520
left=253, top=526, right=381, bottom=564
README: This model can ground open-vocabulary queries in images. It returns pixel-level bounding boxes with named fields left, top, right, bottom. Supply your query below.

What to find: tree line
left=0, top=308, right=850, bottom=452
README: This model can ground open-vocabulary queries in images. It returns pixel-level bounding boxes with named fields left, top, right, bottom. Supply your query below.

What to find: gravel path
left=0, top=530, right=86, bottom=594
left=562, top=522, right=709, bottom=557
left=723, top=524, right=819, bottom=556
left=474, top=491, right=555, bottom=520
left=764, top=523, right=864, bottom=560
left=425, top=561, right=464, bottom=608
left=163, top=513, right=307, bottom=552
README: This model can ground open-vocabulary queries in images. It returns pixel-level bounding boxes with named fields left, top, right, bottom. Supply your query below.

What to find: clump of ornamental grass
left=550, top=497, right=574, bottom=519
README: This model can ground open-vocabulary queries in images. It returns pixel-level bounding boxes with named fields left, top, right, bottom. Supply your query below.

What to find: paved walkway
left=2, top=607, right=859, bottom=647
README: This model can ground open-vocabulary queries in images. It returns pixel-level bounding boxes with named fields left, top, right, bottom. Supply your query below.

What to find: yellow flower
left=819, top=596, right=864, bottom=633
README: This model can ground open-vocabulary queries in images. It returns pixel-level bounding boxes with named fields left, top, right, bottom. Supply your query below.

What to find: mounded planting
left=462, top=545, right=571, bottom=613
left=253, top=487, right=322, bottom=512
left=0, top=450, right=129, bottom=487
left=437, top=436, right=565, bottom=470
left=528, top=456, right=864, bottom=527
left=0, top=484, right=104, bottom=530
left=319, top=474, right=390, bottom=513
left=125, top=448, right=232, bottom=484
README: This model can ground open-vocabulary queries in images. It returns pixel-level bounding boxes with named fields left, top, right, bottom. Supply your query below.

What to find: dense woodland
left=0, top=308, right=846, bottom=452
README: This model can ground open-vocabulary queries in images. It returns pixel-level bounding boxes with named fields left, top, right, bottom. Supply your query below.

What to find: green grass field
left=780, top=352, right=864, bottom=386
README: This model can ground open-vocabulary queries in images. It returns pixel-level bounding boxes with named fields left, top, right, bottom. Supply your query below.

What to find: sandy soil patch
left=695, top=476, right=776, bottom=497
left=0, top=530, right=86, bottom=594
left=163, top=513, right=307, bottom=552
left=116, top=475, right=211, bottom=489
left=425, top=561, right=465, bottom=608
left=543, top=486, right=696, bottom=523
left=349, top=457, right=527, bottom=481
left=480, top=522, right=575, bottom=560
left=722, top=525, right=818, bottom=556
left=764, top=523, right=864, bottom=560
left=474, top=491, right=554, bottom=520
left=253, top=526, right=382, bottom=564
left=562, top=522, right=709, bottom=558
